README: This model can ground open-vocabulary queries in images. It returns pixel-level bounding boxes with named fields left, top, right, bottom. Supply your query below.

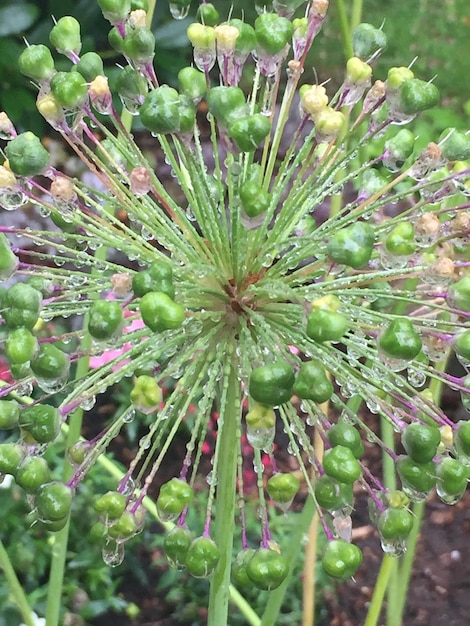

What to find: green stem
left=207, top=359, right=241, bottom=625
left=0, top=540, right=35, bottom=626
left=364, top=554, right=395, bottom=626
left=334, top=0, right=354, bottom=58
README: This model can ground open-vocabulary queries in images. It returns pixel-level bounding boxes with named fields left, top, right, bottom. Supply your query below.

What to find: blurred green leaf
left=0, top=4, right=40, bottom=36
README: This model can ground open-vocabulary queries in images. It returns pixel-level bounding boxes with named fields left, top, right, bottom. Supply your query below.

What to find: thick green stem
left=0, top=540, right=35, bottom=626
left=207, top=360, right=241, bottom=625
left=364, top=554, right=395, bottom=626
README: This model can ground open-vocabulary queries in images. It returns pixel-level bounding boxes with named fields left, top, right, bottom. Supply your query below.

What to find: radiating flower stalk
left=1, top=0, right=470, bottom=623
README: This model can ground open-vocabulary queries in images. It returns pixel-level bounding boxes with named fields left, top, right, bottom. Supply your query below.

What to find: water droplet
left=102, top=540, right=125, bottom=567
left=169, top=1, right=190, bottom=19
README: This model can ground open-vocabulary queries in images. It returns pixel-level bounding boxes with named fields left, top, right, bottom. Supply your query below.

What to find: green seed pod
left=254, top=13, right=294, bottom=55
left=314, top=475, right=353, bottom=511
left=306, top=308, right=349, bottom=343
left=0, top=400, right=20, bottom=430
left=130, top=375, right=162, bottom=414
left=454, top=421, right=470, bottom=461
left=178, top=67, right=207, bottom=103
left=266, top=472, right=300, bottom=504
left=74, top=52, right=105, bottom=82
left=229, top=114, right=271, bottom=152
left=322, top=539, right=363, bottom=579
left=132, top=261, right=175, bottom=299
left=0, top=442, right=24, bottom=475
left=19, top=403, right=61, bottom=444
left=186, top=536, right=220, bottom=578
left=399, top=79, right=440, bottom=115
left=139, top=291, right=185, bottom=332
left=36, top=481, right=73, bottom=521
left=293, top=359, right=333, bottom=403
left=3, top=282, right=41, bottom=330
left=5, top=132, right=50, bottom=177
left=448, top=277, right=470, bottom=312
left=249, top=360, right=295, bottom=406
left=439, top=128, right=470, bottom=161
left=401, top=423, right=441, bottom=464
left=16, top=456, right=51, bottom=493
left=327, top=222, right=375, bottom=269
left=454, top=330, right=470, bottom=360
left=88, top=300, right=123, bottom=341
left=49, top=16, right=82, bottom=57
left=328, top=423, right=364, bottom=459
left=352, top=23, right=387, bottom=60
left=387, top=67, right=414, bottom=91
left=239, top=180, right=271, bottom=218
left=377, top=507, right=414, bottom=541
left=385, top=222, right=415, bottom=256
left=0, top=233, right=18, bottom=280
left=18, top=45, right=55, bottom=82
left=187, top=23, right=216, bottom=49
left=384, top=129, right=415, bottom=166
left=107, top=511, right=137, bottom=539
left=156, top=478, right=193, bottom=521
left=246, top=548, right=289, bottom=590
left=123, top=27, right=155, bottom=64
left=95, top=491, right=127, bottom=520
left=108, top=26, right=126, bottom=53
left=139, top=86, right=181, bottom=135
left=396, top=455, right=437, bottom=499
left=206, top=85, right=248, bottom=126
left=323, top=445, right=362, bottom=484
left=232, top=549, right=256, bottom=587
left=50, top=71, right=88, bottom=109
left=31, top=343, right=69, bottom=381
left=346, top=57, right=372, bottom=83
left=163, top=526, right=193, bottom=568
left=378, top=318, right=422, bottom=361
left=436, top=457, right=469, bottom=499
left=6, top=328, right=38, bottom=364
left=229, top=19, right=256, bottom=55
left=197, top=3, right=220, bottom=27
left=117, top=65, right=148, bottom=104
left=98, top=0, right=132, bottom=23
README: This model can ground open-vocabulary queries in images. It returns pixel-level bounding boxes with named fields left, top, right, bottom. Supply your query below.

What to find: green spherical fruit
left=328, top=423, right=364, bottom=459
left=239, top=180, right=271, bottom=218
left=401, top=423, right=441, bottom=464
left=49, top=16, right=81, bottom=56
left=232, top=549, right=256, bottom=587
left=94, top=491, right=127, bottom=520
left=314, top=475, right=353, bottom=510
left=322, top=445, right=362, bottom=484
left=107, top=511, right=137, bottom=540
left=230, top=19, right=256, bottom=54
left=6, top=328, right=38, bottom=365
left=0, top=400, right=20, bottom=430
left=322, top=539, right=363, bottom=579
left=439, top=128, right=470, bottom=162
left=36, top=482, right=72, bottom=521
left=377, top=507, right=414, bottom=540
left=293, top=359, right=333, bottom=403
left=18, top=45, right=55, bottom=81
left=352, top=23, right=387, bottom=60
left=378, top=318, right=422, bottom=361
left=163, top=526, right=193, bottom=568
left=197, top=3, right=220, bottom=26
left=156, top=478, right=193, bottom=521
left=306, top=308, right=349, bottom=343
left=3, top=282, right=41, bottom=329
left=436, top=457, right=469, bottom=496
left=123, top=27, right=155, bottom=64
left=267, top=472, right=300, bottom=504
left=255, top=13, right=294, bottom=55
left=31, top=343, right=69, bottom=381
left=19, top=403, right=61, bottom=444
left=178, top=66, right=207, bottom=102
left=327, top=222, right=375, bottom=269
left=88, top=300, right=123, bottom=341
left=448, top=277, right=470, bottom=312
left=50, top=71, right=88, bottom=109
left=0, top=442, right=23, bottom=475
left=399, top=79, right=440, bottom=115
left=139, top=86, right=180, bottom=135
left=249, top=360, right=295, bottom=406
left=396, top=455, right=437, bottom=498
left=139, top=291, right=185, bottom=332
left=74, top=52, right=105, bottom=82
left=98, top=0, right=132, bottom=23
left=186, top=536, right=220, bottom=578
left=132, top=261, right=174, bottom=298
left=130, top=375, right=162, bottom=414
left=0, top=233, right=18, bottom=280
left=228, top=114, right=271, bottom=152
left=385, top=222, right=415, bottom=256
left=206, top=86, right=247, bottom=126
left=454, top=330, right=470, bottom=361
left=455, top=421, right=470, bottom=459
left=246, top=548, right=289, bottom=590
left=16, top=456, right=51, bottom=493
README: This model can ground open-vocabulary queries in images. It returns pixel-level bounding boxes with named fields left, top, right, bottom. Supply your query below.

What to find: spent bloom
left=1, top=0, right=470, bottom=611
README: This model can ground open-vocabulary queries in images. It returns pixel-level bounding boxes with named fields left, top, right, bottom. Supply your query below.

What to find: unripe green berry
left=186, top=536, right=219, bottom=578
left=378, top=318, right=422, bottom=361
left=249, top=361, right=294, bottom=406
left=328, top=423, right=364, bottom=459
left=327, top=222, right=375, bottom=269
left=0, top=233, right=18, bottom=280
left=0, top=400, right=20, bottom=430
left=19, top=403, right=61, bottom=444
left=156, top=478, right=193, bottom=521
left=130, top=375, right=162, bottom=414
left=377, top=507, right=414, bottom=540
left=50, top=71, right=88, bottom=109
left=16, top=456, right=51, bottom=493
left=98, top=0, right=132, bottom=23
left=95, top=491, right=127, bottom=520
left=228, top=114, right=271, bottom=152
left=314, top=475, right=353, bottom=511
left=88, top=300, right=123, bottom=341
left=322, top=539, right=363, bottom=579
left=163, top=526, right=193, bottom=568
left=399, top=79, right=440, bottom=115
left=31, top=343, right=69, bottom=381
left=197, top=3, right=220, bottom=27
left=232, top=549, right=256, bottom=587
left=385, top=222, right=415, bottom=256
left=267, top=472, right=300, bottom=504
left=401, top=423, right=441, bottom=464
left=323, top=445, right=362, bottom=484
left=139, top=291, right=185, bottom=332
left=139, top=86, right=181, bottom=135
left=0, top=442, right=24, bottom=475
left=239, top=180, right=271, bottom=218
left=123, top=27, right=155, bottom=64
left=254, top=13, right=294, bottom=55
left=74, top=52, right=105, bottom=82
left=293, top=360, right=333, bottom=403
left=107, top=511, right=137, bottom=539
left=5, top=132, right=50, bottom=177
left=49, top=16, right=82, bottom=57
left=18, top=45, right=55, bottom=81
left=439, top=128, right=470, bottom=161
left=246, top=548, right=289, bottom=590
left=448, top=277, right=470, bottom=312
left=36, top=482, right=72, bottom=521
left=352, top=23, right=387, bottom=60
left=306, top=308, right=349, bottom=343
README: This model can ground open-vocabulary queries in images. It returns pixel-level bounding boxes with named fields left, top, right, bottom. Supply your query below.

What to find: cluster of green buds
left=1, top=0, right=470, bottom=614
